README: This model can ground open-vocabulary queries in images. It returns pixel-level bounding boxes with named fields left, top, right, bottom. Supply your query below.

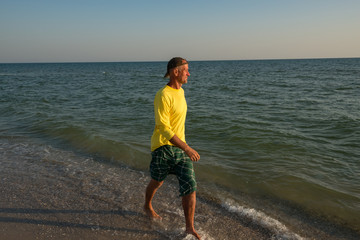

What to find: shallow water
left=0, top=137, right=289, bottom=239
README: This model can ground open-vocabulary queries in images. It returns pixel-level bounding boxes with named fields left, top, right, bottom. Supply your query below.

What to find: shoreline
left=0, top=138, right=272, bottom=240
left=1, top=138, right=359, bottom=239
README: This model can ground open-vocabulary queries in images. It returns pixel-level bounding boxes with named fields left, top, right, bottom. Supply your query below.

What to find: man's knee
left=149, top=179, right=164, bottom=189
left=182, top=190, right=196, bottom=199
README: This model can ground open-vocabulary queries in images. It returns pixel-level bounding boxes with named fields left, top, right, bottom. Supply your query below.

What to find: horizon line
left=1, top=56, right=359, bottom=64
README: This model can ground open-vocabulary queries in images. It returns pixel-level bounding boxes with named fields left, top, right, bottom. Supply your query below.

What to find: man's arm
left=169, top=135, right=200, bottom=162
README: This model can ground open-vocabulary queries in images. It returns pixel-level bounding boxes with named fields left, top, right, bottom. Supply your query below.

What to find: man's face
left=177, top=64, right=190, bottom=84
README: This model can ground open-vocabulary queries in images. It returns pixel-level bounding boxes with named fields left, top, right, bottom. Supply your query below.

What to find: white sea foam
left=153, top=224, right=214, bottom=240
left=222, top=199, right=305, bottom=240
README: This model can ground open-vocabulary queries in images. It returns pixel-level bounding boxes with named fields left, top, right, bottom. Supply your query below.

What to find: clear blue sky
left=1, top=0, right=359, bottom=63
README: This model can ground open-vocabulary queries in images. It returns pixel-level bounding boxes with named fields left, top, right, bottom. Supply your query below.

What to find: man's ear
left=173, top=68, right=179, bottom=76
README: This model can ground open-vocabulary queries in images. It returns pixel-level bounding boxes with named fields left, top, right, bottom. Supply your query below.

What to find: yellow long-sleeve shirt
left=151, top=85, right=187, bottom=152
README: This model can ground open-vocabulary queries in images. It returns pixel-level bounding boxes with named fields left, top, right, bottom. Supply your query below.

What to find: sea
left=1, top=58, right=359, bottom=239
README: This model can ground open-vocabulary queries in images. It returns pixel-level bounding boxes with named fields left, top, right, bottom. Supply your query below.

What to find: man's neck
left=167, top=80, right=182, bottom=89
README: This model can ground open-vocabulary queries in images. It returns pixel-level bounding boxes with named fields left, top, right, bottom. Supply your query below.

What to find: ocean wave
left=222, top=199, right=304, bottom=240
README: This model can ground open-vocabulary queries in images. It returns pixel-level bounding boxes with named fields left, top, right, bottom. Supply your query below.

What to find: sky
left=1, top=0, right=359, bottom=63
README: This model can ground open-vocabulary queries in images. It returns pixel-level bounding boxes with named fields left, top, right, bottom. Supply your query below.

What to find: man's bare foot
left=144, top=206, right=162, bottom=220
left=186, top=228, right=201, bottom=240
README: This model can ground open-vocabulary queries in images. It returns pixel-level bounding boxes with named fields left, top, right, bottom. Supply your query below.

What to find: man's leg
left=182, top=191, right=201, bottom=239
left=144, top=179, right=163, bottom=219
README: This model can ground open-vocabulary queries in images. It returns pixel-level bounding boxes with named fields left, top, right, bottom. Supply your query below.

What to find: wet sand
left=1, top=139, right=359, bottom=239
left=0, top=140, right=272, bottom=240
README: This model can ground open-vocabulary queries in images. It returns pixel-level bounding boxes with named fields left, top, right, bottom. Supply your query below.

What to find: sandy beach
left=0, top=139, right=274, bottom=240
left=1, top=138, right=359, bottom=240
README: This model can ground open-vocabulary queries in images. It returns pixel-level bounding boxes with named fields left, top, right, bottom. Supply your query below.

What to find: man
left=144, top=57, right=201, bottom=239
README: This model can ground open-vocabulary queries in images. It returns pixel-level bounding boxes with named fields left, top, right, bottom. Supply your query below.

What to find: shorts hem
left=179, top=187, right=197, bottom=197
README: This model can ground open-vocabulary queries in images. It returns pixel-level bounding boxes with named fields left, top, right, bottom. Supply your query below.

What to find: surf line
left=222, top=199, right=304, bottom=240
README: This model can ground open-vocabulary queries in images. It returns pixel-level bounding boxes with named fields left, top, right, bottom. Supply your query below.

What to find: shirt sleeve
left=154, top=93, right=175, bottom=140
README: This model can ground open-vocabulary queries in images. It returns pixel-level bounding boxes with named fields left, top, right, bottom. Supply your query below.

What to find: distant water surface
left=1, top=58, right=359, bottom=238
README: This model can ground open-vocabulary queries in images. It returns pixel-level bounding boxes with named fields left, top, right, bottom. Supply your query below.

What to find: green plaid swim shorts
left=150, top=145, right=197, bottom=196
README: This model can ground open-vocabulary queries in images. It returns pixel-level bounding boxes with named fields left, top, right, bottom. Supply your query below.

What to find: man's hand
left=184, top=146, right=200, bottom=162
left=169, top=135, right=200, bottom=162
